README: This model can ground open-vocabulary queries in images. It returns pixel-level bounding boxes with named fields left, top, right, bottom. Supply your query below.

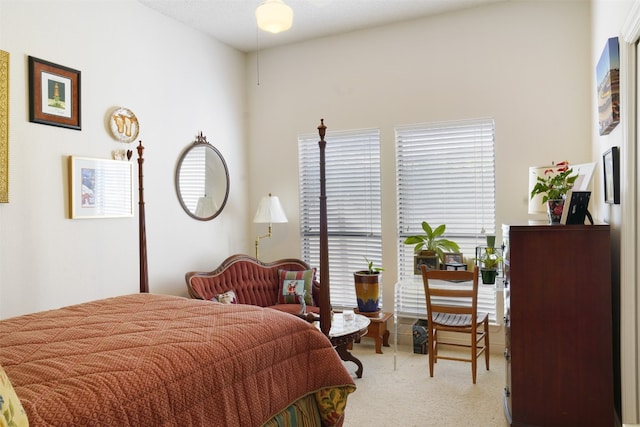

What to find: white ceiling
left=137, top=0, right=506, bottom=53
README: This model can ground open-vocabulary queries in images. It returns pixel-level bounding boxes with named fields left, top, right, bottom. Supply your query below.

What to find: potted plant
left=477, top=249, right=503, bottom=284
left=530, top=160, right=578, bottom=224
left=404, top=221, right=460, bottom=272
left=353, top=257, right=383, bottom=313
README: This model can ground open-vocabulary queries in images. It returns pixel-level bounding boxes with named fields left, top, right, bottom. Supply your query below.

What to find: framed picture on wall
left=603, top=146, right=620, bottom=204
left=596, top=37, right=620, bottom=136
left=69, top=156, right=133, bottom=219
left=29, top=56, right=81, bottom=130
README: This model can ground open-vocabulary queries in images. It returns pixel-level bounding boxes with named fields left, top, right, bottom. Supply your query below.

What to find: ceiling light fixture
left=256, top=0, right=293, bottom=34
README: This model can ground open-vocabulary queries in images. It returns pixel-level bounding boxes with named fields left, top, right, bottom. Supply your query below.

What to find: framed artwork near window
left=29, top=56, right=81, bottom=130
left=68, top=156, right=133, bottom=219
left=603, top=146, right=620, bottom=204
left=596, top=37, right=620, bottom=136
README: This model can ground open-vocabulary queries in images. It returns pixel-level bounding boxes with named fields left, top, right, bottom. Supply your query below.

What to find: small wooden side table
left=326, top=313, right=370, bottom=378
left=354, top=311, right=392, bottom=354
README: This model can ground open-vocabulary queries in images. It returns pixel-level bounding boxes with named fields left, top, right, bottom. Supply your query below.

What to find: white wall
left=591, top=0, right=638, bottom=423
left=0, top=0, right=249, bottom=318
left=246, top=0, right=592, bottom=313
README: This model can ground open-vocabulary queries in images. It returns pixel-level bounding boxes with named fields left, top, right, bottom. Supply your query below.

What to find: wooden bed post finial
left=318, top=118, right=326, bottom=140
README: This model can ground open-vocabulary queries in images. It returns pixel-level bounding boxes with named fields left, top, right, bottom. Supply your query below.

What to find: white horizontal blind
left=395, top=118, right=497, bottom=322
left=178, top=148, right=206, bottom=213
left=298, top=129, right=382, bottom=309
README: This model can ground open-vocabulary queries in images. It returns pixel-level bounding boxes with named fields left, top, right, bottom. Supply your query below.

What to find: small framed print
left=603, top=146, right=620, bottom=204
left=29, top=56, right=81, bottom=130
left=443, top=253, right=464, bottom=265
left=414, top=255, right=439, bottom=275
left=69, top=156, right=133, bottom=219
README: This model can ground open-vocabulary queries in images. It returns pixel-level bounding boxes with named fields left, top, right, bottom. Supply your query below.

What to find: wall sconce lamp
left=255, top=0, right=294, bottom=34
left=253, top=193, right=288, bottom=259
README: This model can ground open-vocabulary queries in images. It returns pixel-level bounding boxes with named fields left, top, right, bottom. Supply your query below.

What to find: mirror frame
left=175, top=132, right=229, bottom=221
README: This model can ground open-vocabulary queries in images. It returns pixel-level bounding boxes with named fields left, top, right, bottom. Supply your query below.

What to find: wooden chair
left=420, top=265, right=489, bottom=384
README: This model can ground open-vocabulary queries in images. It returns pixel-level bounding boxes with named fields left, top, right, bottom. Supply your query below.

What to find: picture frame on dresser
left=603, top=146, right=620, bottom=204
left=28, top=56, right=81, bottom=130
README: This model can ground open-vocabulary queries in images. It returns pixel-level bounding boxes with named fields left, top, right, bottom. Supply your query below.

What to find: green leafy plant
left=363, top=256, right=384, bottom=274
left=530, top=160, right=578, bottom=203
left=403, top=222, right=460, bottom=263
left=477, top=250, right=503, bottom=270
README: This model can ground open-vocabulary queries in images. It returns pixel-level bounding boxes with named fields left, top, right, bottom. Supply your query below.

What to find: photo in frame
left=596, top=37, right=620, bottom=136
left=603, top=146, right=620, bottom=204
left=414, top=255, right=439, bottom=275
left=29, top=56, right=81, bottom=130
left=69, top=156, right=133, bottom=219
left=443, top=253, right=464, bottom=264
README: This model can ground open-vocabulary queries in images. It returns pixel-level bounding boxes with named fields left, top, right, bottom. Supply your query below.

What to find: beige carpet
left=341, top=341, right=509, bottom=427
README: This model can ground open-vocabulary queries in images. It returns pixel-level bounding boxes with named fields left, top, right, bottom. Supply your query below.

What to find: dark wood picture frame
left=29, top=56, right=81, bottom=130
left=603, top=146, right=620, bottom=204
left=414, top=255, right=439, bottom=275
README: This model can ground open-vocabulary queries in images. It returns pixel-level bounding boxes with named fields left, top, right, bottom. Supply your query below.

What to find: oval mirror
left=175, top=132, right=229, bottom=221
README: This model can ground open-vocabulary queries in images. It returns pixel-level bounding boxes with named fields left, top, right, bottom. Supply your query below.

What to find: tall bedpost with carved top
left=137, top=141, right=149, bottom=293
left=318, top=119, right=331, bottom=335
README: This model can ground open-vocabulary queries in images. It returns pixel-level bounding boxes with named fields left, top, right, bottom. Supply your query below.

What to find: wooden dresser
left=504, top=225, right=615, bottom=427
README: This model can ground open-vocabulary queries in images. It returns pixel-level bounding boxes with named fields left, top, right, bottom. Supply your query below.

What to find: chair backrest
left=420, top=265, right=479, bottom=319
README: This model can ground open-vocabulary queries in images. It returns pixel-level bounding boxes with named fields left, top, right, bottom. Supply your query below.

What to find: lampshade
left=253, top=193, right=288, bottom=223
left=256, top=0, right=293, bottom=34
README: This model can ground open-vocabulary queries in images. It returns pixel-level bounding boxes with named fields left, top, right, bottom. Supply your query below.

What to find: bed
left=0, top=293, right=354, bottom=426
left=0, top=132, right=355, bottom=427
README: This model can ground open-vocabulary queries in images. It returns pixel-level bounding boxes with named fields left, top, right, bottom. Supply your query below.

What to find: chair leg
left=471, top=333, right=477, bottom=384
left=428, top=326, right=435, bottom=377
left=484, top=318, right=490, bottom=371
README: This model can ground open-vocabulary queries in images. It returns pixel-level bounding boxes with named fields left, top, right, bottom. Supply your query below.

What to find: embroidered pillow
left=278, top=269, right=314, bottom=306
left=0, top=364, right=29, bottom=427
left=211, top=290, right=237, bottom=304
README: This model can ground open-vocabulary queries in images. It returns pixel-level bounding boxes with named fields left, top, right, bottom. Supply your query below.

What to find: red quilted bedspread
left=0, top=293, right=355, bottom=426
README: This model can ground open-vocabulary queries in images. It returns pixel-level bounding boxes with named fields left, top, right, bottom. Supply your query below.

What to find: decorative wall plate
left=109, top=107, right=139, bottom=143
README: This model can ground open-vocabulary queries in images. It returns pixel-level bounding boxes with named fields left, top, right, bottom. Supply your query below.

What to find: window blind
left=298, top=128, right=382, bottom=309
left=395, top=118, right=497, bottom=322
left=178, top=148, right=207, bottom=213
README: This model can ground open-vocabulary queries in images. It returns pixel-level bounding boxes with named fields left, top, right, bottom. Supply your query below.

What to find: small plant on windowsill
left=476, top=250, right=503, bottom=284
left=404, top=221, right=460, bottom=270
left=354, top=257, right=383, bottom=314
left=359, top=256, right=384, bottom=275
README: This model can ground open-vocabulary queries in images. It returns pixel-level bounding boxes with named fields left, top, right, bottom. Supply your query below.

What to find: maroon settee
left=185, top=254, right=320, bottom=315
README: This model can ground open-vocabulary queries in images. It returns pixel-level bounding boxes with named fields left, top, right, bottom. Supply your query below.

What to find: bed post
left=318, top=119, right=331, bottom=335
left=137, top=141, right=149, bottom=293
